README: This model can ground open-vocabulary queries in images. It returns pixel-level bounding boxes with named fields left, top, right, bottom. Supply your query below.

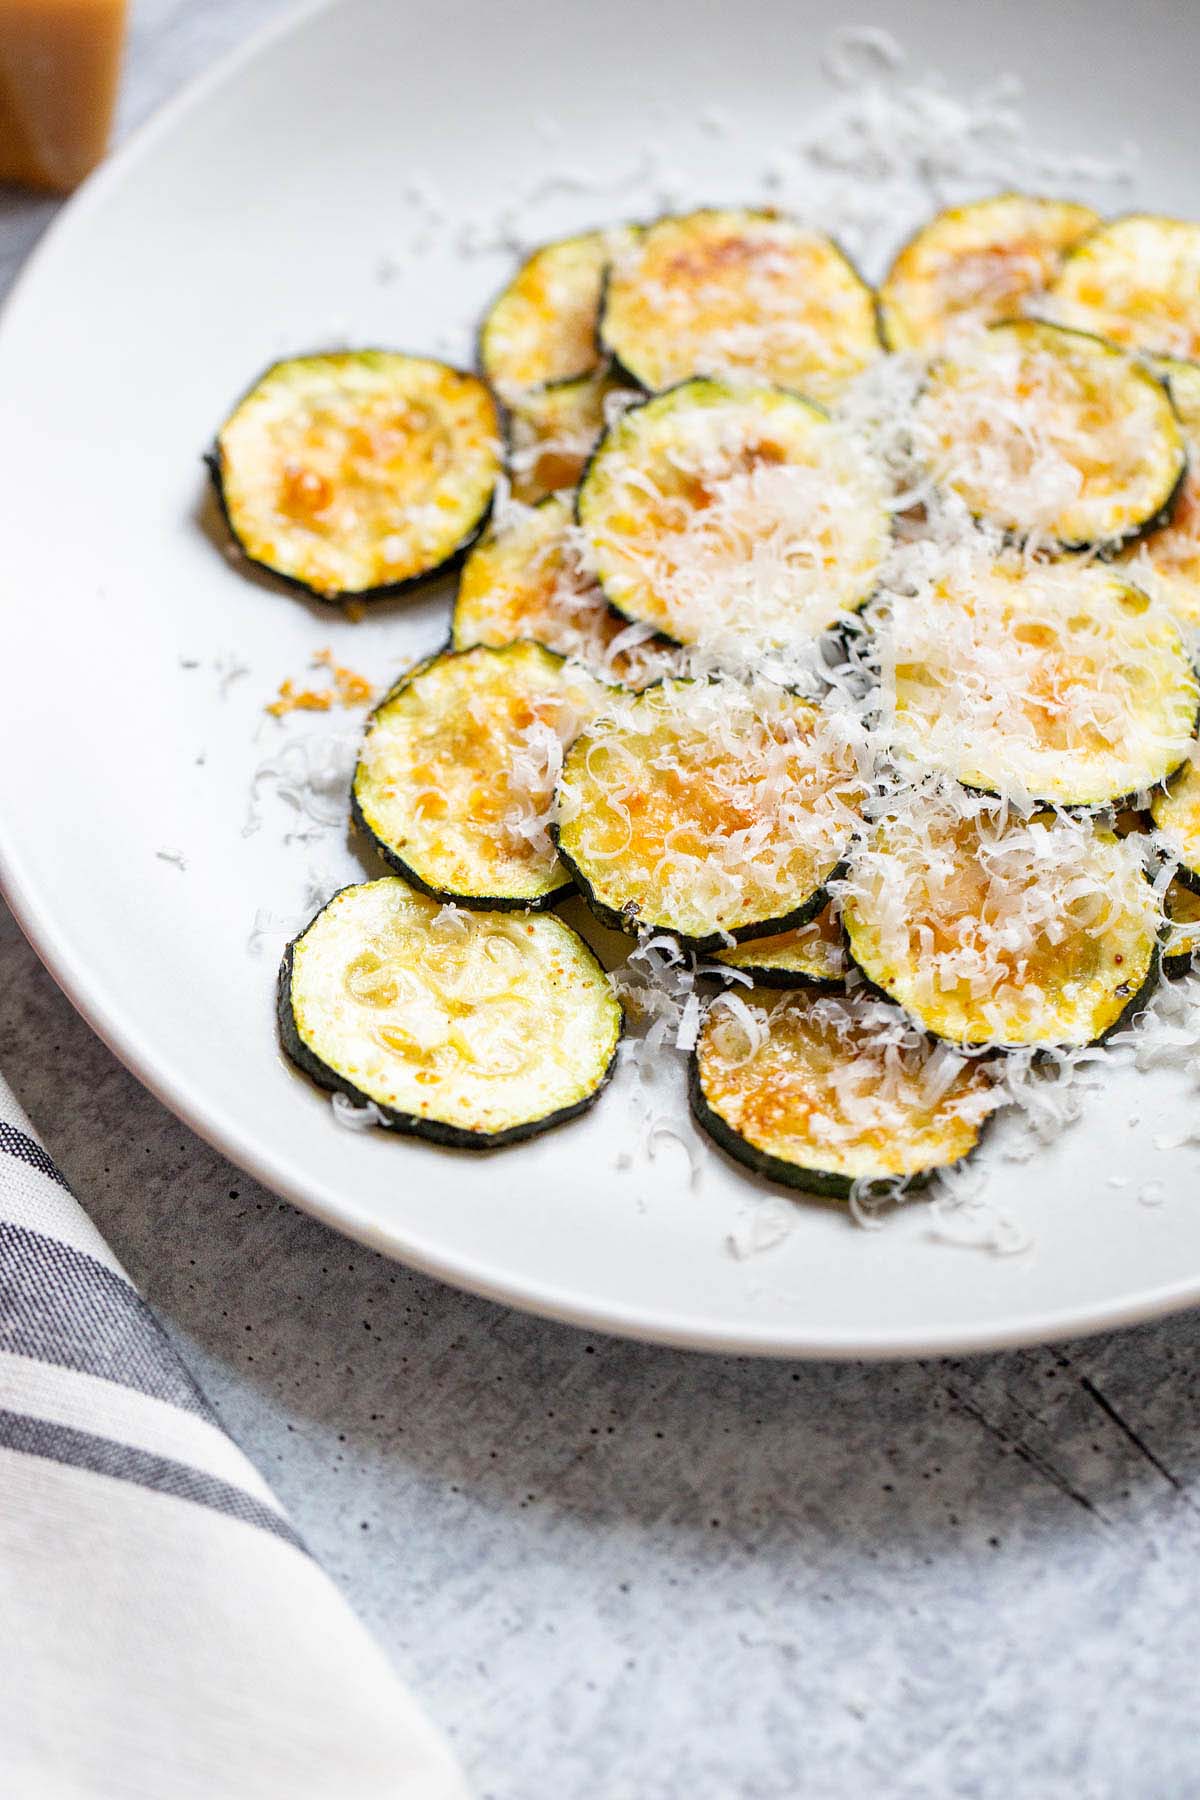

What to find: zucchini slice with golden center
left=1151, top=753, right=1200, bottom=892
left=913, top=320, right=1186, bottom=552
left=577, top=379, right=890, bottom=653
left=212, top=352, right=501, bottom=601
left=279, top=878, right=622, bottom=1149
left=1164, top=877, right=1200, bottom=978
left=1050, top=214, right=1200, bottom=361
left=690, top=989, right=996, bottom=1197
left=352, top=642, right=611, bottom=909
left=553, top=677, right=865, bottom=952
left=713, top=902, right=846, bottom=990
left=885, top=558, right=1198, bottom=806
left=1122, top=360, right=1200, bottom=634
left=480, top=228, right=635, bottom=393
left=841, top=800, right=1161, bottom=1048
left=507, top=369, right=626, bottom=505
left=878, top=194, right=1099, bottom=352
left=599, top=208, right=881, bottom=405
left=452, top=493, right=672, bottom=688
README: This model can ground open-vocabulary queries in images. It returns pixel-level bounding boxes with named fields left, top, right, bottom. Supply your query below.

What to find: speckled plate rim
left=4, top=0, right=1200, bottom=1360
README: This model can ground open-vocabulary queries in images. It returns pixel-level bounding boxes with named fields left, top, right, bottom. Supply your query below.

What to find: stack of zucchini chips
left=210, top=200, right=1200, bottom=1199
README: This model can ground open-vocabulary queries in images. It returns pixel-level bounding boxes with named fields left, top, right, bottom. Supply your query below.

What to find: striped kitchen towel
left=0, top=1073, right=468, bottom=1800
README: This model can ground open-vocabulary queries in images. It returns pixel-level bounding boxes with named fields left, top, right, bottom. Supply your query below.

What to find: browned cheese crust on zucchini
left=1050, top=214, right=1200, bottom=361
left=1164, top=877, right=1200, bottom=977
left=480, top=228, right=636, bottom=393
left=1122, top=359, right=1200, bottom=634
left=599, top=208, right=881, bottom=405
left=713, top=901, right=846, bottom=990
left=690, top=988, right=997, bottom=1197
left=913, top=320, right=1186, bottom=552
left=577, top=378, right=890, bottom=652
left=452, top=493, right=674, bottom=687
left=882, top=556, right=1198, bottom=805
left=878, top=193, right=1099, bottom=351
left=1151, top=752, right=1200, bottom=893
left=506, top=369, right=630, bottom=505
left=353, top=642, right=610, bottom=908
left=213, top=351, right=501, bottom=600
left=553, top=677, right=865, bottom=951
left=841, top=797, right=1161, bottom=1048
left=280, top=878, right=622, bottom=1147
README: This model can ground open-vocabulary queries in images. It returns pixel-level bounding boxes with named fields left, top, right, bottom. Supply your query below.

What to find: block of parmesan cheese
left=0, top=0, right=126, bottom=193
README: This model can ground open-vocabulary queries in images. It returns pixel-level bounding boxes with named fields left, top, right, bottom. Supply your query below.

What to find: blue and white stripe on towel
left=0, top=1074, right=467, bottom=1800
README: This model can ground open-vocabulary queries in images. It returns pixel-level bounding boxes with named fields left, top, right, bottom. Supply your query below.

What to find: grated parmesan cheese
left=264, top=34, right=1184, bottom=1231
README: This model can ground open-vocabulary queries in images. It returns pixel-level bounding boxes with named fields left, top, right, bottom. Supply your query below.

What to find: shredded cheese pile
left=876, top=551, right=1197, bottom=803
left=703, top=986, right=1001, bottom=1169
left=577, top=389, right=890, bottom=656
left=261, top=32, right=1200, bottom=1222
left=911, top=329, right=1175, bottom=546
left=557, top=676, right=868, bottom=941
left=835, top=790, right=1161, bottom=1045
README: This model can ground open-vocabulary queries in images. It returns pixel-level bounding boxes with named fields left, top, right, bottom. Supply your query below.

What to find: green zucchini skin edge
left=704, top=961, right=844, bottom=994
left=574, top=379, right=887, bottom=647
left=277, top=903, right=624, bottom=1151
left=841, top=940, right=1163, bottom=1050
left=920, top=322, right=1190, bottom=556
left=595, top=209, right=884, bottom=390
left=490, top=380, right=610, bottom=503
left=954, top=707, right=1200, bottom=814
left=572, top=381, right=697, bottom=649
left=1169, top=857, right=1200, bottom=899
left=476, top=225, right=624, bottom=391
left=206, top=351, right=501, bottom=605
left=1082, top=447, right=1191, bottom=560
left=875, top=191, right=1099, bottom=354
left=349, top=781, right=574, bottom=911
left=352, top=641, right=599, bottom=911
left=451, top=494, right=646, bottom=654
left=1056, top=343, right=1187, bottom=555
left=550, top=668, right=855, bottom=950
left=1099, top=944, right=1164, bottom=1042
left=206, top=450, right=492, bottom=608
left=549, top=820, right=843, bottom=954
left=703, top=914, right=851, bottom=992
left=686, top=1045, right=985, bottom=1200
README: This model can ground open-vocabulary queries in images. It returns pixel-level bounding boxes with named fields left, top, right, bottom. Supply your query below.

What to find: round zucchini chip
left=1151, top=753, right=1200, bottom=892
left=577, top=379, right=890, bottom=653
left=841, top=798, right=1161, bottom=1047
left=1164, top=877, right=1200, bottom=978
left=1050, top=214, right=1200, bottom=361
left=878, top=194, right=1099, bottom=352
left=452, top=494, right=673, bottom=687
left=480, top=228, right=635, bottom=394
left=713, top=902, right=846, bottom=990
left=507, top=368, right=628, bottom=505
left=352, top=642, right=611, bottom=909
left=554, top=678, right=865, bottom=952
left=884, top=558, right=1198, bottom=805
left=280, top=878, right=622, bottom=1149
left=690, top=989, right=997, bottom=1197
left=913, top=320, right=1186, bottom=552
left=1122, top=360, right=1200, bottom=634
left=599, top=208, right=881, bottom=405
left=212, top=351, right=501, bottom=601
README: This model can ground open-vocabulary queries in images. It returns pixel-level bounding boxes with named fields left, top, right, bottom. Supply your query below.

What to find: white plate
left=3, top=0, right=1200, bottom=1358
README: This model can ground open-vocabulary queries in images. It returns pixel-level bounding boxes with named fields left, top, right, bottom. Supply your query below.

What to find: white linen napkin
left=0, top=1072, right=468, bottom=1800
